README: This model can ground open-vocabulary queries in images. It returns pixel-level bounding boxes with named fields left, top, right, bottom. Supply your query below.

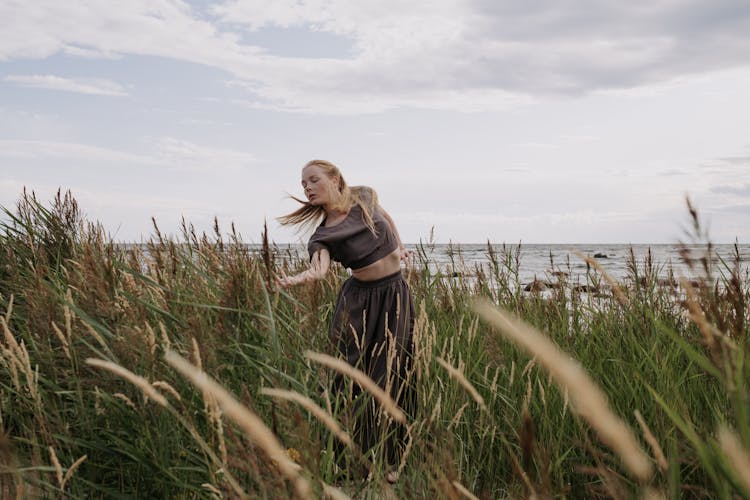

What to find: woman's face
left=301, top=164, right=338, bottom=206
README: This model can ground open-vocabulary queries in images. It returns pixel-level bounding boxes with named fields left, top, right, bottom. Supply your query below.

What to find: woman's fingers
left=399, top=247, right=413, bottom=263
left=275, top=268, right=290, bottom=289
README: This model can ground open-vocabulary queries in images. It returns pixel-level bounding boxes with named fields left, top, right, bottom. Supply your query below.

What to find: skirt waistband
left=348, top=270, right=404, bottom=289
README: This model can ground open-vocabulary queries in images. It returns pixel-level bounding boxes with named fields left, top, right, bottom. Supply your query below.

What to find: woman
left=276, top=159, right=414, bottom=482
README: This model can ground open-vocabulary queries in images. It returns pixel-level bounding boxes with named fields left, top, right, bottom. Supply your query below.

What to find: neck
left=323, top=191, right=348, bottom=216
left=324, top=205, right=347, bottom=218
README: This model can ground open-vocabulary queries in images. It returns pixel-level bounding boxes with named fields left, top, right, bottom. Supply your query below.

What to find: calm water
left=406, top=243, right=750, bottom=285
left=274, top=243, right=750, bottom=286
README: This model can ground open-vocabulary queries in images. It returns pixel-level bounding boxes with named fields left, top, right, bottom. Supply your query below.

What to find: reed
left=717, top=426, right=750, bottom=494
left=304, top=350, right=406, bottom=424
left=85, top=358, right=169, bottom=408
left=164, top=350, right=312, bottom=498
left=260, top=387, right=352, bottom=447
left=634, top=409, right=668, bottom=473
left=435, top=357, right=486, bottom=412
left=1, top=190, right=748, bottom=497
left=452, top=480, right=480, bottom=500
left=474, top=299, right=653, bottom=482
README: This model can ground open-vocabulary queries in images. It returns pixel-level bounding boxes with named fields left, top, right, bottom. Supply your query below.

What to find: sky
left=2, top=1, right=750, bottom=244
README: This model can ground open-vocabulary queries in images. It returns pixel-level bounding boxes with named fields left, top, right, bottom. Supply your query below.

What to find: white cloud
left=0, top=139, right=157, bottom=163
left=2, top=1, right=749, bottom=113
left=4, top=74, right=128, bottom=97
left=0, top=138, right=257, bottom=173
left=154, top=137, right=258, bottom=172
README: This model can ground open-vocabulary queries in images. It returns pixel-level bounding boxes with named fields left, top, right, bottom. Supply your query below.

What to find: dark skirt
left=329, top=270, right=415, bottom=464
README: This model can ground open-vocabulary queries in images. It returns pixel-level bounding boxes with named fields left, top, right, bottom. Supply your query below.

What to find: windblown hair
left=277, top=159, right=378, bottom=234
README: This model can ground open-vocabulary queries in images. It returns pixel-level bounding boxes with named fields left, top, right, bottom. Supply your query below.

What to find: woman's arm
left=276, top=248, right=331, bottom=288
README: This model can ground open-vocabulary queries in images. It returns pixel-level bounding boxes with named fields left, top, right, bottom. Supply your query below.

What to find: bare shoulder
left=352, top=185, right=379, bottom=207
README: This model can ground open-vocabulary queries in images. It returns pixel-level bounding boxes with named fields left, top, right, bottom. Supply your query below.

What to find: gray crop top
left=307, top=190, right=398, bottom=270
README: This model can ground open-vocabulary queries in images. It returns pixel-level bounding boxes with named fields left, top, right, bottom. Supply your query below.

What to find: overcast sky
left=2, top=1, right=750, bottom=244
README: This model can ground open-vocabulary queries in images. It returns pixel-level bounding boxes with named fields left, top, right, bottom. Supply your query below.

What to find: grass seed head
left=436, top=357, right=486, bottom=412
left=304, top=350, right=406, bottom=424
left=474, top=299, right=653, bottom=482
left=718, top=426, right=750, bottom=494
left=85, top=358, right=168, bottom=408
left=165, top=350, right=311, bottom=498
left=261, top=387, right=352, bottom=447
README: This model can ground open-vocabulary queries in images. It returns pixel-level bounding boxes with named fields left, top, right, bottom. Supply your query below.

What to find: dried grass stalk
left=717, top=426, right=750, bottom=493
left=62, top=455, right=87, bottom=490
left=474, top=299, right=652, bottom=482
left=436, top=357, right=486, bottom=411
left=321, top=481, right=351, bottom=500
left=260, top=388, right=351, bottom=447
left=85, top=358, right=168, bottom=408
left=452, top=480, right=480, bottom=500
left=81, top=321, right=108, bottom=351
left=680, top=278, right=721, bottom=358
left=634, top=410, right=668, bottom=472
left=641, top=487, right=666, bottom=500
left=48, top=446, right=63, bottom=488
left=396, top=423, right=415, bottom=476
left=448, top=402, right=469, bottom=430
left=144, top=323, right=157, bottom=357
left=1, top=317, right=20, bottom=354
left=113, top=393, right=136, bottom=410
left=164, top=350, right=311, bottom=498
left=191, top=337, right=202, bottom=371
left=201, top=483, right=222, bottom=496
left=4, top=295, right=13, bottom=324
left=158, top=322, right=171, bottom=351
left=304, top=350, right=406, bottom=424
left=50, top=322, right=71, bottom=360
left=152, top=381, right=182, bottom=402
left=574, top=251, right=629, bottom=307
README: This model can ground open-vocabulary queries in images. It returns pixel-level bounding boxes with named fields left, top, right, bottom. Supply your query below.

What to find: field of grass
left=1, top=190, right=749, bottom=498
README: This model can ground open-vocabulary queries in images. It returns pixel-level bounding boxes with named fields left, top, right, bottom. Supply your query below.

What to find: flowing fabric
left=329, top=270, right=415, bottom=464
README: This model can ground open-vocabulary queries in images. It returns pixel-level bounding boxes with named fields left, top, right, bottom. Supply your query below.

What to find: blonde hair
left=277, top=160, right=378, bottom=234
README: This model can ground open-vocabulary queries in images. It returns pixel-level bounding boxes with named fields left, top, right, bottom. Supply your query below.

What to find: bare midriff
left=351, top=248, right=401, bottom=281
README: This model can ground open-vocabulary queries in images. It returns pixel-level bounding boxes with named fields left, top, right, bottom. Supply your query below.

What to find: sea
left=273, top=243, right=750, bottom=286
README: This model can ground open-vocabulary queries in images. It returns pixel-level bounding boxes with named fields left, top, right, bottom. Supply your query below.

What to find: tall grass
left=0, top=190, right=748, bottom=498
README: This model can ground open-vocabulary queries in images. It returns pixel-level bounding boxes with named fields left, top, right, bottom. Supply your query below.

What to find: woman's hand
left=399, top=245, right=413, bottom=264
left=275, top=249, right=331, bottom=289
left=275, top=268, right=300, bottom=289
left=273, top=269, right=295, bottom=289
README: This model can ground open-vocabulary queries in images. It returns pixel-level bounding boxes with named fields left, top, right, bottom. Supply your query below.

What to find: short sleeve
left=307, top=238, right=328, bottom=260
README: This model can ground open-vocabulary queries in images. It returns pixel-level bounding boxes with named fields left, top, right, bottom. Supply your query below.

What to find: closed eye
left=301, top=177, right=319, bottom=187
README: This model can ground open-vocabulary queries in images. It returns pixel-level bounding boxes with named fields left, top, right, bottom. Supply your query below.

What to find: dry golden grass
left=474, top=298, right=653, bottom=482
left=717, top=426, right=750, bottom=494
left=634, top=410, right=668, bottom=472
left=574, top=251, right=630, bottom=307
left=50, top=322, right=71, bottom=360
left=113, top=393, right=137, bottom=410
left=48, top=446, right=63, bottom=489
left=62, top=454, right=87, bottom=491
left=436, top=357, right=487, bottom=412
left=452, top=480, right=480, bottom=500
left=152, top=381, right=182, bottom=402
left=85, top=358, right=168, bottom=408
left=260, top=387, right=352, bottom=447
left=81, top=321, right=108, bottom=352
left=304, top=350, right=406, bottom=424
left=680, top=278, right=722, bottom=361
left=320, top=481, right=352, bottom=500
left=164, top=350, right=311, bottom=498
